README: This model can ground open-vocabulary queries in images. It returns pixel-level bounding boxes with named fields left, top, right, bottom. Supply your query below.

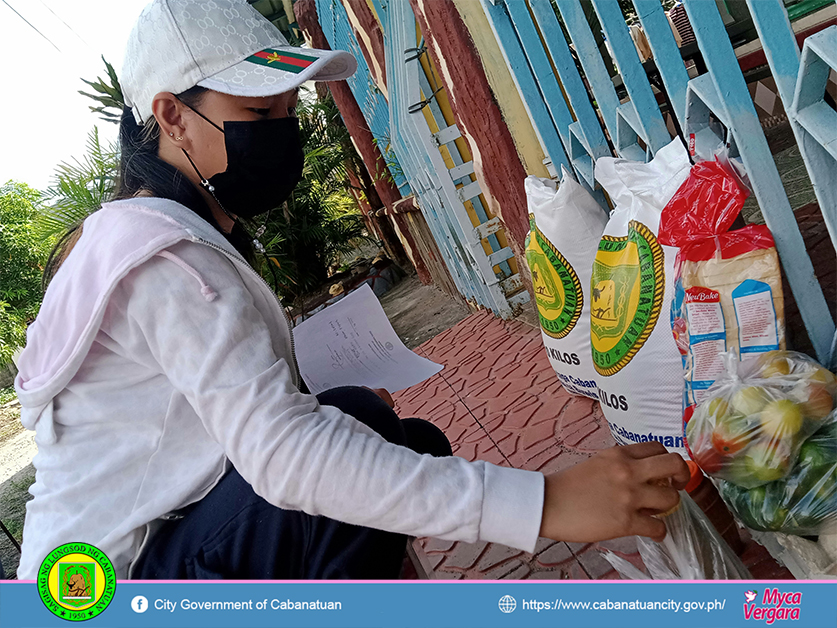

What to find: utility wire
left=38, top=0, right=89, bottom=48
left=1, top=0, right=61, bottom=52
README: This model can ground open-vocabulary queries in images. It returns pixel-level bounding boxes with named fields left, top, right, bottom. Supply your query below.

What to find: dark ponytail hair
left=44, top=86, right=255, bottom=288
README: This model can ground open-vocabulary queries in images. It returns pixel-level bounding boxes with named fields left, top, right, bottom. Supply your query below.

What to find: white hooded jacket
left=14, top=197, right=544, bottom=579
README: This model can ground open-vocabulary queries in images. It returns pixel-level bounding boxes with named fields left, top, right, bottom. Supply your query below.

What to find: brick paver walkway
left=394, top=310, right=793, bottom=580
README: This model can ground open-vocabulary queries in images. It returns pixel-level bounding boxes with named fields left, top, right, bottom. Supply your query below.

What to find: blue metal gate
left=316, top=0, right=527, bottom=317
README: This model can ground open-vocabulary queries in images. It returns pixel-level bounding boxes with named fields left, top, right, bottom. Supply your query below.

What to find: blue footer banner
left=1, top=580, right=835, bottom=628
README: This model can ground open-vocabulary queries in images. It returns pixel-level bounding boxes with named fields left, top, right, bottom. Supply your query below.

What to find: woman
left=13, top=0, right=688, bottom=580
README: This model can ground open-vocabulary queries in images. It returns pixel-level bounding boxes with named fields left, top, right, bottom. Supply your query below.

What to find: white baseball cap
left=121, top=0, right=357, bottom=124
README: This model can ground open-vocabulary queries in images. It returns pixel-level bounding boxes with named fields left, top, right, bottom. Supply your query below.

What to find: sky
left=0, top=0, right=150, bottom=190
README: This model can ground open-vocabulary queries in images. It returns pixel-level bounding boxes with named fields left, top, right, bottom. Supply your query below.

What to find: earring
left=175, top=136, right=183, bottom=141
left=169, top=132, right=174, bottom=137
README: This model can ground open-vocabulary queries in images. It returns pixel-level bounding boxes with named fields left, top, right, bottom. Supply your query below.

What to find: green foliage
left=256, top=91, right=371, bottom=303
left=0, top=386, right=16, bottom=406
left=370, top=135, right=404, bottom=185
left=78, top=56, right=124, bottom=125
left=36, top=128, right=119, bottom=240
left=251, top=0, right=305, bottom=47
left=0, top=182, right=53, bottom=364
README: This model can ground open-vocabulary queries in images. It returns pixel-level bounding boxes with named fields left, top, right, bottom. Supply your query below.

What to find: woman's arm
left=110, top=241, right=544, bottom=551
left=112, top=241, right=688, bottom=551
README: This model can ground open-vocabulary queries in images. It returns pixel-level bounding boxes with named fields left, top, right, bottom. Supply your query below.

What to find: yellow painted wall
left=451, top=0, right=551, bottom=180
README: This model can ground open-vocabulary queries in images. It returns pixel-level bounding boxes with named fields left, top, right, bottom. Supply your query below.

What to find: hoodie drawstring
left=156, top=251, right=218, bottom=302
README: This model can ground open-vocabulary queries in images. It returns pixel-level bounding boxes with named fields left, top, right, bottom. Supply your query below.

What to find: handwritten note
left=293, top=284, right=443, bottom=394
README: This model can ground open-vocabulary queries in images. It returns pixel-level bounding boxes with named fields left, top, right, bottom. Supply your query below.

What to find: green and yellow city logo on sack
left=38, top=542, right=116, bottom=621
left=525, top=216, right=583, bottom=339
left=590, top=220, right=665, bottom=376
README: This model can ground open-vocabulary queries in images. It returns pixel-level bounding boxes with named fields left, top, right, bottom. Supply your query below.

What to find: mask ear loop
left=177, top=98, right=276, bottom=257
left=175, top=95, right=237, bottom=224
left=180, top=148, right=236, bottom=221
left=182, top=147, right=273, bottom=255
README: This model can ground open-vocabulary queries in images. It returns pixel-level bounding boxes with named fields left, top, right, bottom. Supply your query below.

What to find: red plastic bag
left=659, top=159, right=748, bottom=248
left=661, top=156, right=785, bottom=412
left=677, top=224, right=776, bottom=263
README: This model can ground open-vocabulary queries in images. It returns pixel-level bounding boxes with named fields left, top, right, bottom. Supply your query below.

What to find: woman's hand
left=539, top=442, right=690, bottom=543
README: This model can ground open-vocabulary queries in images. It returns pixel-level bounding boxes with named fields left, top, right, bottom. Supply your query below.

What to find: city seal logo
left=38, top=542, right=115, bottom=621
left=590, top=220, right=665, bottom=376
left=525, top=216, right=583, bottom=339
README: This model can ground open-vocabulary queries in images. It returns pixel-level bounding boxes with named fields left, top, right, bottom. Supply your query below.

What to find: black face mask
left=181, top=106, right=304, bottom=220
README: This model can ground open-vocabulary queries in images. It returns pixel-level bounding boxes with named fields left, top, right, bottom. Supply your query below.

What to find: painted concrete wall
left=343, top=0, right=388, bottom=98
left=451, top=0, right=551, bottom=181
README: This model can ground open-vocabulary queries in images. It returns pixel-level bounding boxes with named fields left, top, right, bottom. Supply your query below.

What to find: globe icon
left=498, top=595, right=517, bottom=613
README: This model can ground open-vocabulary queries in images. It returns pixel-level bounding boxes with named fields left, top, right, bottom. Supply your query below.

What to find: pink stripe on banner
left=7, top=578, right=816, bottom=584
left=119, top=578, right=813, bottom=584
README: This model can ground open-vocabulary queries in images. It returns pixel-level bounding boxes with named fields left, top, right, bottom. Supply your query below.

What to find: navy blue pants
left=131, top=386, right=451, bottom=579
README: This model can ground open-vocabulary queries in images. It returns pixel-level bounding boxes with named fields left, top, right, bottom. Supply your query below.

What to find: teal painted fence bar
left=632, top=0, right=690, bottom=129
left=482, top=0, right=608, bottom=208
left=590, top=0, right=670, bottom=158
left=480, top=0, right=570, bottom=174
left=503, top=0, right=578, bottom=159
left=553, top=0, right=622, bottom=149
left=528, top=0, right=611, bottom=167
left=744, top=2, right=837, bottom=364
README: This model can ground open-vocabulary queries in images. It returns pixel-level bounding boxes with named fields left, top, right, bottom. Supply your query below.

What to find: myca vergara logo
left=38, top=542, right=116, bottom=621
left=743, top=588, right=801, bottom=623
left=590, top=220, right=664, bottom=376
left=525, top=216, right=583, bottom=340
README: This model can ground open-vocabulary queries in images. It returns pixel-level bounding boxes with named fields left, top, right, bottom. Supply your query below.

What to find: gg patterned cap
left=122, top=0, right=357, bottom=124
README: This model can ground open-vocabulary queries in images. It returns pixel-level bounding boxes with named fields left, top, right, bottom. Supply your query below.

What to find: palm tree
left=255, top=91, right=371, bottom=302
left=78, top=56, right=123, bottom=125
left=35, top=127, right=119, bottom=240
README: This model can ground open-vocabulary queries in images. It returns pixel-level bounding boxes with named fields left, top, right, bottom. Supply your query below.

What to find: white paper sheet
left=293, top=284, right=443, bottom=394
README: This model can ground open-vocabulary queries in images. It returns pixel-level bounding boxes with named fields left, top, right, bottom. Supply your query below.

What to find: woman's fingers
left=539, top=445, right=688, bottom=545
left=634, top=483, right=681, bottom=515
left=620, top=441, right=668, bottom=459
left=631, top=514, right=668, bottom=542
left=635, top=452, right=691, bottom=488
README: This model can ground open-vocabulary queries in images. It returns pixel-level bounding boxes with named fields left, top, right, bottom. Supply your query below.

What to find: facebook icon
left=131, top=595, right=149, bottom=613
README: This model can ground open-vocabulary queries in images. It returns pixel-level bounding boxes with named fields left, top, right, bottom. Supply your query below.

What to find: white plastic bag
left=687, top=350, right=836, bottom=491
left=602, top=492, right=752, bottom=579
left=591, top=139, right=691, bottom=454
left=524, top=167, right=608, bottom=399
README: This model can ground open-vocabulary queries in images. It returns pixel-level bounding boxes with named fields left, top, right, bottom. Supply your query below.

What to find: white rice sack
left=591, top=139, right=691, bottom=454
left=525, top=166, right=608, bottom=399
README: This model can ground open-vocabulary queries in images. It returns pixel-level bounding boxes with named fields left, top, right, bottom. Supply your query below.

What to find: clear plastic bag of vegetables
left=602, top=491, right=751, bottom=579
left=719, top=414, right=837, bottom=534
left=685, top=350, right=837, bottom=489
